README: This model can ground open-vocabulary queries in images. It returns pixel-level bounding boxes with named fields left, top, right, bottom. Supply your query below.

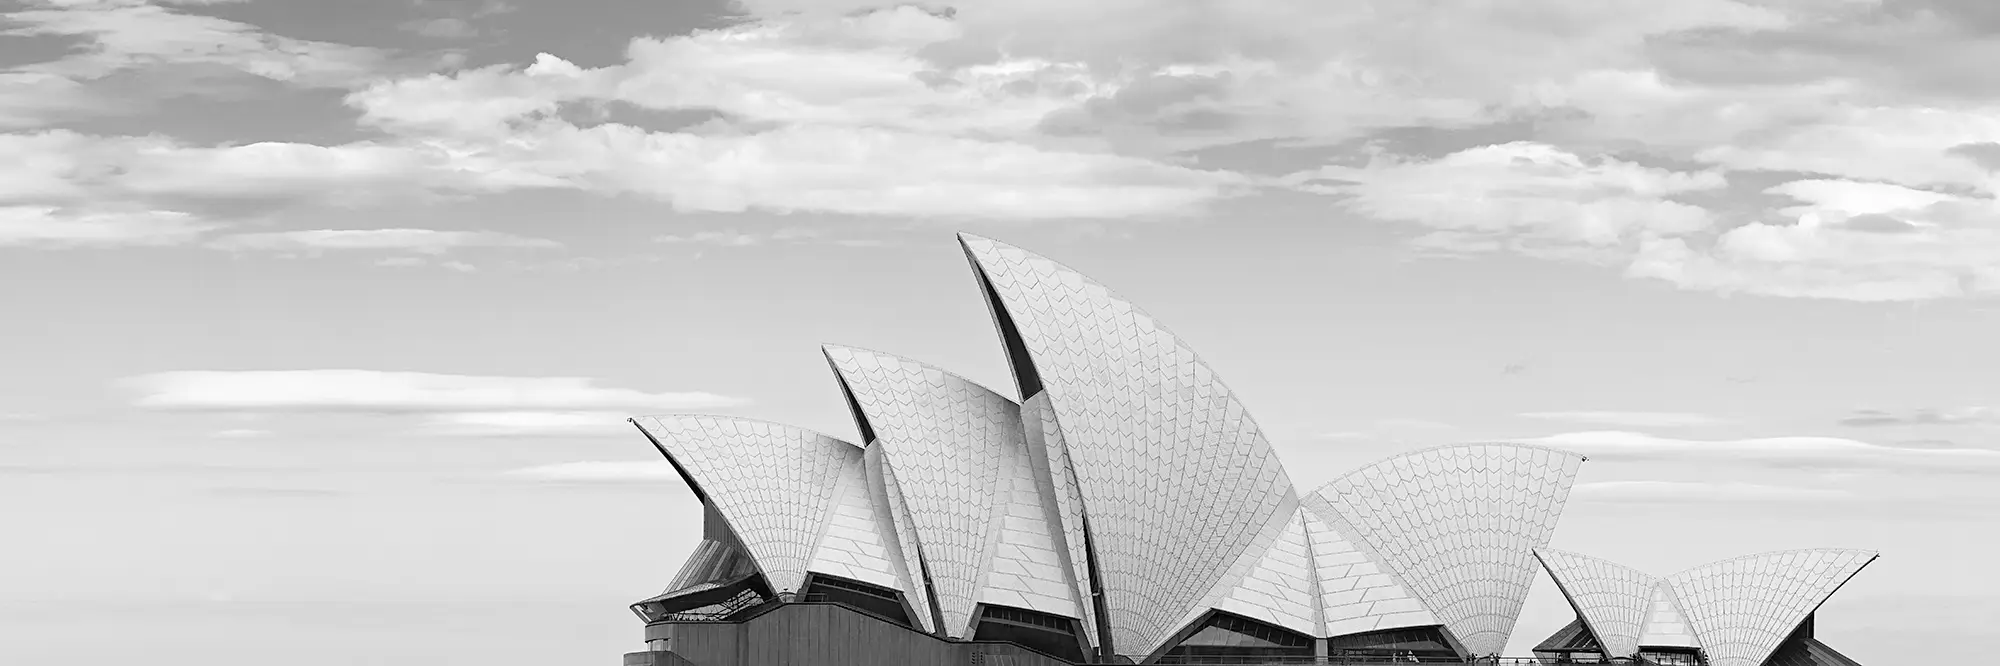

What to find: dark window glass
left=802, top=575, right=912, bottom=628
left=972, top=606, right=1087, bottom=663
left=1159, top=612, right=1315, bottom=664
left=1326, top=626, right=1460, bottom=660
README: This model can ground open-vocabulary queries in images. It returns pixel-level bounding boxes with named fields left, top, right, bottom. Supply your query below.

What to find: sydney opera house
left=620, top=234, right=1875, bottom=666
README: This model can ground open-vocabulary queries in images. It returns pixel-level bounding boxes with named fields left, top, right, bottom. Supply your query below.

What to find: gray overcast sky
left=3, top=0, right=1999, bottom=664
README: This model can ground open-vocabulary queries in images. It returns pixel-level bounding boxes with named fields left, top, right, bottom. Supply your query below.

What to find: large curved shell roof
left=810, top=433, right=922, bottom=598
left=1309, top=443, right=1586, bottom=656
left=865, top=443, right=939, bottom=634
left=1297, top=501, right=1440, bottom=637
left=636, top=412, right=916, bottom=604
left=960, top=233, right=1301, bottom=657
left=1209, top=506, right=1320, bottom=636
left=1664, top=549, right=1877, bottom=666
left=823, top=345, right=1083, bottom=636
left=1534, top=548, right=1657, bottom=658
left=1638, top=581, right=1699, bottom=649
left=633, top=415, right=865, bottom=597
left=1020, top=391, right=1102, bottom=647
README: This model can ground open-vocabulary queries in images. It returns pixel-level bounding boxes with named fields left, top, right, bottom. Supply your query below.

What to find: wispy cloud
left=1519, top=411, right=1729, bottom=428
left=373, top=256, right=481, bottom=272
left=1529, top=430, right=2000, bottom=474
left=0, top=206, right=213, bottom=248
left=1840, top=407, right=1996, bottom=428
left=653, top=228, right=890, bottom=248
left=210, top=428, right=273, bottom=439
left=1571, top=480, right=1853, bottom=504
left=1294, top=142, right=1724, bottom=259
left=0, top=0, right=424, bottom=128
left=207, top=229, right=562, bottom=256
left=398, top=0, right=514, bottom=40
left=2, top=0, right=390, bottom=84
left=501, top=460, right=679, bottom=483
left=415, top=411, right=634, bottom=438
left=121, top=370, right=747, bottom=413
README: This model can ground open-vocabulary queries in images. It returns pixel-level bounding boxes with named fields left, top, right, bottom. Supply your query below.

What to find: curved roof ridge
left=959, top=231, right=1302, bottom=657
left=1308, top=442, right=1587, bottom=655
left=1666, top=547, right=1879, bottom=578
left=1312, top=441, right=1588, bottom=494
left=630, top=414, right=858, bottom=449
left=955, top=232, right=1236, bottom=394
left=1532, top=547, right=1659, bottom=658
left=819, top=343, right=1018, bottom=405
left=1660, top=548, right=1878, bottom=666
left=1534, top=545, right=1631, bottom=565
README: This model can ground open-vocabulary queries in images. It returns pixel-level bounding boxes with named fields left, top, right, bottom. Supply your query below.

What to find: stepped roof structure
left=621, top=234, right=1875, bottom=666
left=1533, top=548, right=1877, bottom=666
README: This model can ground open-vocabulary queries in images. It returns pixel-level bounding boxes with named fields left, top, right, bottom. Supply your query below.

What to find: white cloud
left=1693, top=106, right=2000, bottom=195
left=608, top=9, right=1096, bottom=137
left=206, top=229, right=561, bottom=255
left=0, top=130, right=562, bottom=245
left=1840, top=407, right=1997, bottom=428
left=1628, top=179, right=2000, bottom=301
left=417, top=411, right=634, bottom=437
left=351, top=91, right=1247, bottom=219
left=331, top=12, right=1249, bottom=221
left=1529, top=430, right=2000, bottom=474
left=0, top=205, right=211, bottom=247
left=501, top=460, right=680, bottom=483
left=1518, top=411, right=1728, bottom=428
left=0, top=72, right=106, bottom=130
left=725, top=0, right=1786, bottom=149
left=1570, top=480, right=1853, bottom=503
left=345, top=54, right=613, bottom=137
left=121, top=370, right=747, bottom=413
left=2, top=0, right=388, bottom=86
left=1298, top=139, right=2000, bottom=302
left=1299, top=142, right=1726, bottom=251
left=0, top=0, right=422, bottom=130
left=210, top=428, right=272, bottom=439
left=653, top=227, right=888, bottom=248
left=0, top=412, right=44, bottom=422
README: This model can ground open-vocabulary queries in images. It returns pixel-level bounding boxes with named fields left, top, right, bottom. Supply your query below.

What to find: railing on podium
left=1114, top=657, right=1641, bottom=665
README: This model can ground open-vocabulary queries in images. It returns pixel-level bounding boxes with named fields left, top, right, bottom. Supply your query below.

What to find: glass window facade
left=803, top=574, right=914, bottom=628
left=971, top=605, right=1088, bottom=663
left=1325, top=626, right=1462, bottom=660
left=1159, top=612, right=1316, bottom=664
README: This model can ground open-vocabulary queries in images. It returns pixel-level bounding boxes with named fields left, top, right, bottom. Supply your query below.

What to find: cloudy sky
left=4, top=0, right=1999, bottom=663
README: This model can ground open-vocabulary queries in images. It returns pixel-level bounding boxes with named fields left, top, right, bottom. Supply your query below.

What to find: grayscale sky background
left=3, top=0, right=1998, bottom=664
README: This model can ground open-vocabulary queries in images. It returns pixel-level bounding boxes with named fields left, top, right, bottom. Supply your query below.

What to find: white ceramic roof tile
left=1311, top=444, right=1585, bottom=656
left=979, top=406, right=1086, bottom=620
left=826, top=345, right=1018, bottom=637
left=868, top=444, right=938, bottom=634
left=1535, top=547, right=1657, bottom=658
left=962, top=234, right=1300, bottom=658
left=1021, top=392, right=1100, bottom=647
left=1639, top=581, right=1699, bottom=649
left=1300, top=499, right=1439, bottom=637
left=807, top=451, right=905, bottom=591
left=634, top=415, right=857, bottom=597
left=1664, top=549, right=1877, bottom=666
left=1213, top=508, right=1321, bottom=637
